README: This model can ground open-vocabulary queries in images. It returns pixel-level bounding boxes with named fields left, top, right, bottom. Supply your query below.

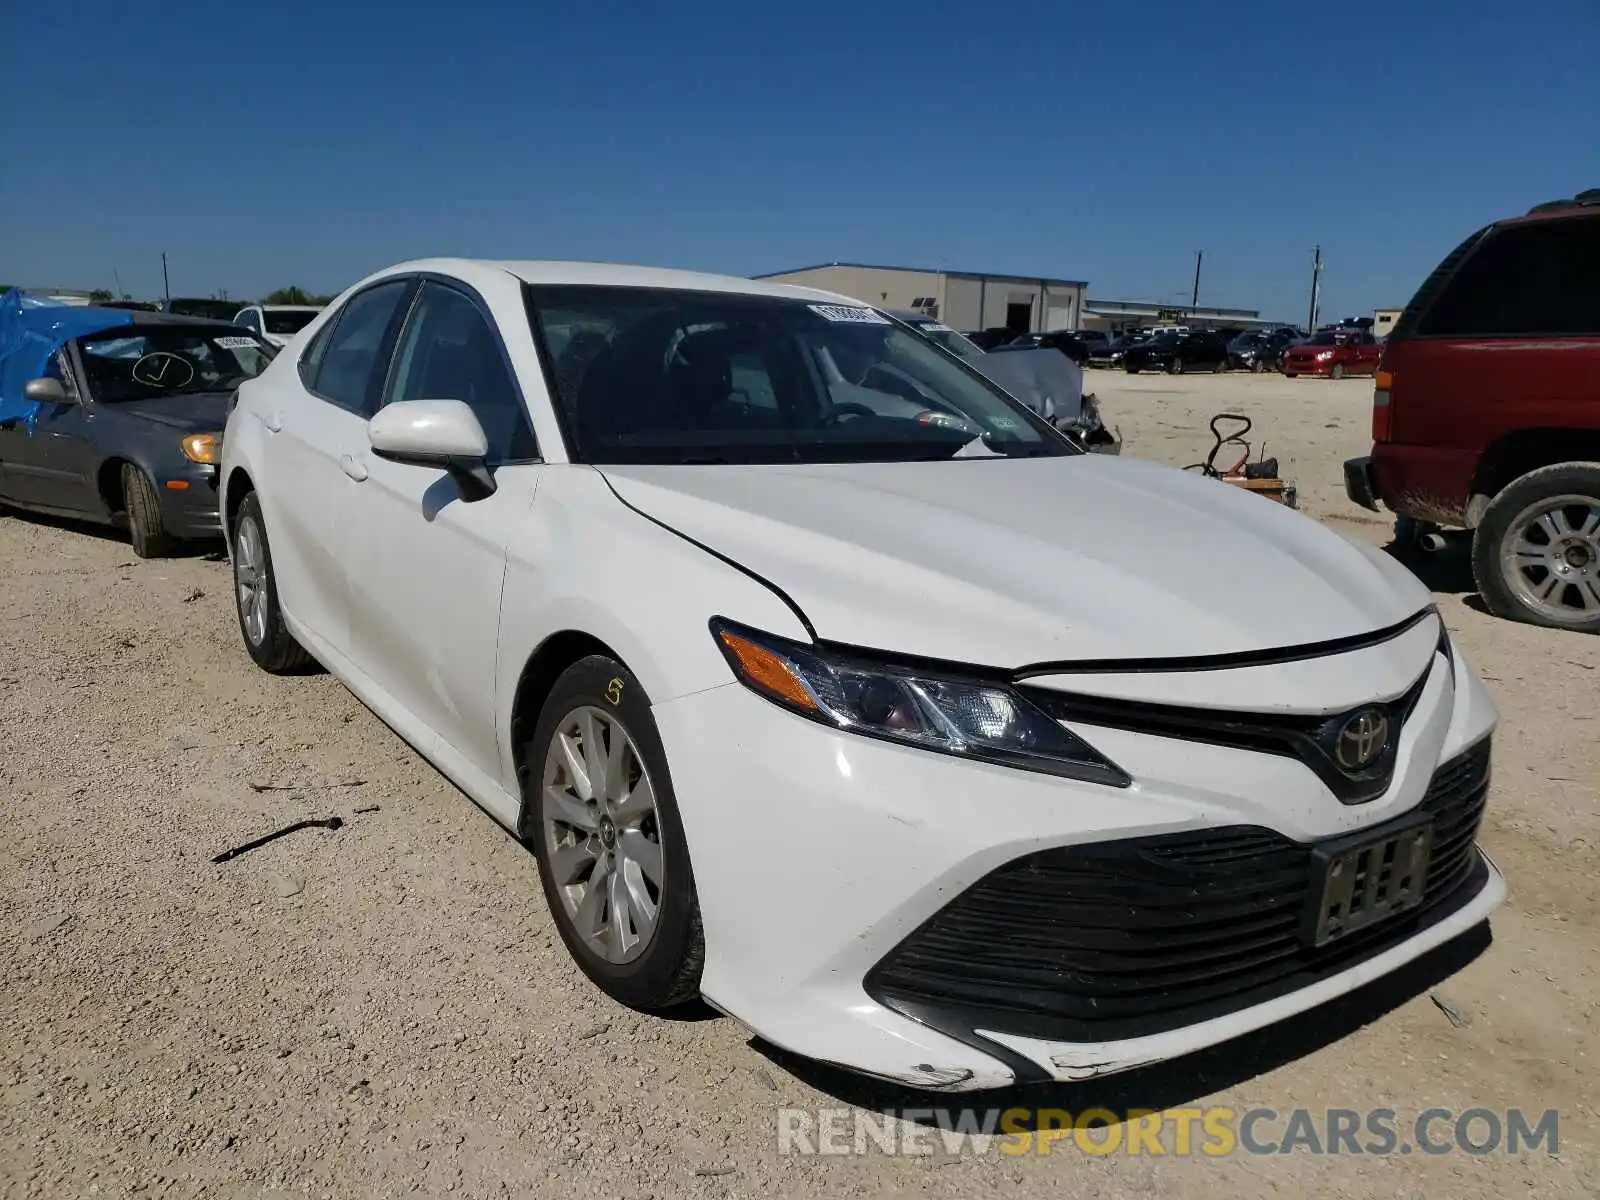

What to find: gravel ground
left=2, top=371, right=1596, bottom=1198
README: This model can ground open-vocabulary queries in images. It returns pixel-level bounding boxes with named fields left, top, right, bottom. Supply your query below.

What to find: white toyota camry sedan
left=219, top=259, right=1505, bottom=1091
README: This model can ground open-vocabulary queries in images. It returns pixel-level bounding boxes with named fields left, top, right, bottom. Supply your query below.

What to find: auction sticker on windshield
left=808, top=304, right=890, bottom=324
left=215, top=336, right=260, bottom=350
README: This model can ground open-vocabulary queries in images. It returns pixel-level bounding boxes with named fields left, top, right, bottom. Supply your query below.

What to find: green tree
left=262, top=286, right=314, bottom=305
left=88, top=288, right=114, bottom=302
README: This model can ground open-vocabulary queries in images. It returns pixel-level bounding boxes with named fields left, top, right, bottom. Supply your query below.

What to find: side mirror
left=24, top=377, right=69, bottom=405
left=368, top=399, right=496, bottom=500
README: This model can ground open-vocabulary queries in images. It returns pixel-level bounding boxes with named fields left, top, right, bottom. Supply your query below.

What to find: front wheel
left=1472, top=463, right=1600, bottom=633
left=1330, top=363, right=1346, bottom=381
left=1168, top=359, right=1184, bottom=375
left=526, top=656, right=704, bottom=1010
left=1212, top=358, right=1227, bottom=374
left=122, top=463, right=175, bottom=558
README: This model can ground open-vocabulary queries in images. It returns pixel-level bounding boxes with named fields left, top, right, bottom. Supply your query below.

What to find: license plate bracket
left=1301, top=816, right=1433, bottom=947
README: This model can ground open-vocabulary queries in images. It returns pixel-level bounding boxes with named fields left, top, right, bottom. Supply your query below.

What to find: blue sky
left=3, top=0, right=1595, bottom=322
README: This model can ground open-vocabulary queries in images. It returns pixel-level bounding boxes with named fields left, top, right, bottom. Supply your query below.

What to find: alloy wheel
left=541, top=706, right=665, bottom=964
left=1500, top=495, right=1600, bottom=622
left=234, top=515, right=269, bottom=646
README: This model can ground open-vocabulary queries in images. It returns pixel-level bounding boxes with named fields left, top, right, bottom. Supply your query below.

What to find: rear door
left=252, top=277, right=414, bottom=657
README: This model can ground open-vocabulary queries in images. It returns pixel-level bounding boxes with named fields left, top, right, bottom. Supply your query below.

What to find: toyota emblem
left=1335, top=709, right=1389, bottom=771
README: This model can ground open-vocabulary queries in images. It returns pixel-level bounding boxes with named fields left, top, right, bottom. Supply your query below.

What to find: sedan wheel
left=231, top=492, right=313, bottom=672
left=1330, top=363, right=1346, bottom=380
left=527, top=656, right=703, bottom=1009
left=541, top=705, right=665, bottom=965
left=1473, top=464, right=1600, bottom=633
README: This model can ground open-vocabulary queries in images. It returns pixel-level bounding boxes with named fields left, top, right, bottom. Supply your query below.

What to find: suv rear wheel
left=1472, top=462, right=1600, bottom=633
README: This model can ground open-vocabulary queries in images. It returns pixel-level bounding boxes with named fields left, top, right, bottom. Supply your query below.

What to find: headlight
left=710, top=619, right=1130, bottom=786
left=1316, top=350, right=1335, bottom=361
left=181, top=432, right=221, bottom=463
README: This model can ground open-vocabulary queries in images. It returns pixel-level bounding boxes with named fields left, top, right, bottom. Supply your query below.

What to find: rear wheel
left=1168, top=358, right=1184, bottom=375
left=525, top=656, right=704, bottom=1010
left=232, top=492, right=314, bottom=671
left=122, top=463, right=175, bottom=558
left=1472, top=463, right=1600, bottom=633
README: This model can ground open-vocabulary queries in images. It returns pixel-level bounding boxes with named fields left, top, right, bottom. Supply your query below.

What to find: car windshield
left=77, top=327, right=275, bottom=402
left=265, top=309, right=319, bottom=335
left=1307, top=331, right=1347, bottom=345
left=166, top=299, right=240, bottom=321
left=1145, top=333, right=1183, bottom=347
left=527, top=285, right=1075, bottom=465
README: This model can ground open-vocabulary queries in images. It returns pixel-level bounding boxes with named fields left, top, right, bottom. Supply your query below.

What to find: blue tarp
left=0, top=290, right=134, bottom=426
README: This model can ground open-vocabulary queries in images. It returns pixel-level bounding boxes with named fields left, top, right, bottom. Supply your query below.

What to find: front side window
left=384, top=282, right=537, bottom=462
left=76, top=327, right=275, bottom=402
left=527, top=286, right=1073, bottom=465
left=311, top=280, right=410, bottom=414
left=1418, top=217, right=1600, bottom=338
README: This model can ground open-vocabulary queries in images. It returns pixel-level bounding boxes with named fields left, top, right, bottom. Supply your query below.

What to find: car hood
left=599, top=456, right=1431, bottom=667
left=105, top=391, right=232, bottom=432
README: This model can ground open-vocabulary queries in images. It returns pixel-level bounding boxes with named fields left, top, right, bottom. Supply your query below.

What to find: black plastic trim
left=1013, top=606, right=1436, bottom=677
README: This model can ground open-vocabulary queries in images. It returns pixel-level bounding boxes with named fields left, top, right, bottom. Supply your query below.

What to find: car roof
left=258, top=304, right=321, bottom=312
left=363, top=258, right=865, bottom=305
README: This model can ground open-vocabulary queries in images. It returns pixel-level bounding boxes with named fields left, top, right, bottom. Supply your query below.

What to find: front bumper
left=1284, top=358, right=1334, bottom=375
left=155, top=463, right=222, bottom=538
left=652, top=631, right=1502, bottom=1090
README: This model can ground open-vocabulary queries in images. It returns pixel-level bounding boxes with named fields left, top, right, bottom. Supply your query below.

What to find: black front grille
left=866, top=740, right=1492, bottom=1045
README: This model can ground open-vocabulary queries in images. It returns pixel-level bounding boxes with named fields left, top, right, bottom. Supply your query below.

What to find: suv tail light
left=1372, top=370, right=1394, bottom=442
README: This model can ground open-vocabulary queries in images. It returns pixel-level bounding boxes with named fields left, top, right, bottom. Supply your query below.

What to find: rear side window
left=311, top=280, right=410, bottom=414
left=1416, top=218, right=1600, bottom=338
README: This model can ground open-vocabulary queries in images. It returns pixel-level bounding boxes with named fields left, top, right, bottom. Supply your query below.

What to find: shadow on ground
left=1, top=507, right=226, bottom=559
left=1385, top=535, right=1477, bottom=596
left=754, top=923, right=1492, bottom=1129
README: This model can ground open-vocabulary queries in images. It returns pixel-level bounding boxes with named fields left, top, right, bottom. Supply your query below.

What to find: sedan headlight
left=710, top=619, right=1130, bottom=786
left=181, top=432, right=221, bottom=463
left=1315, top=350, right=1335, bottom=361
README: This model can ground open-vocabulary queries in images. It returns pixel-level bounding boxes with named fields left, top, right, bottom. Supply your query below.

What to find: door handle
left=339, top=454, right=369, bottom=483
left=263, top=411, right=284, bottom=433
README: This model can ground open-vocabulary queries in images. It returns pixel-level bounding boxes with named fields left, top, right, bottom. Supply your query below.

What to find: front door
left=0, top=351, right=99, bottom=514
left=339, top=279, right=543, bottom=781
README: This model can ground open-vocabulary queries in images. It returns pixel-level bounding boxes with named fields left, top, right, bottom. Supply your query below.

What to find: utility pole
left=1190, top=250, right=1203, bottom=312
left=113, top=268, right=124, bottom=299
left=1307, top=245, right=1323, bottom=332
left=161, top=253, right=171, bottom=304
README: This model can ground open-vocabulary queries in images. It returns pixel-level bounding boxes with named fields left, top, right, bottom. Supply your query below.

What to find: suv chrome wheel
left=1501, top=495, right=1600, bottom=621
left=541, top=706, right=665, bottom=964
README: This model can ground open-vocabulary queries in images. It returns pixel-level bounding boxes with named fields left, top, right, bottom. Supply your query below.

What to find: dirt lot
left=3, top=371, right=1596, bottom=1198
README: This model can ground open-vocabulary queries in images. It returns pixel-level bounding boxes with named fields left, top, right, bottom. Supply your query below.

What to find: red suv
left=1283, top=329, right=1383, bottom=379
left=1344, top=189, right=1600, bottom=633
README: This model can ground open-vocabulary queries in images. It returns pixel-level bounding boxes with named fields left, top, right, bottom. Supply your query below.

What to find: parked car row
left=0, top=254, right=1538, bottom=1097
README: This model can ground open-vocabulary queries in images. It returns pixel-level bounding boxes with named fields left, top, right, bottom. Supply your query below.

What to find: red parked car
left=1344, top=188, right=1600, bottom=633
left=1282, top=329, right=1382, bottom=379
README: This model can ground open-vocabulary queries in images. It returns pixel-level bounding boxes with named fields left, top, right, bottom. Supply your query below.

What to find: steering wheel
left=822, top=402, right=878, bottom=426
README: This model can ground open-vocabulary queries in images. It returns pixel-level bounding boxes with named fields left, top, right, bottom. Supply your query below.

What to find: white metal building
left=753, top=262, right=1088, bottom=334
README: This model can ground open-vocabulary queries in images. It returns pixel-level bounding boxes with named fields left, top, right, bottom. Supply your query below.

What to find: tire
left=231, top=491, right=314, bottom=671
left=1472, top=463, right=1600, bottom=633
left=1251, top=359, right=1265, bottom=373
left=525, top=655, right=703, bottom=1010
left=1330, top=363, right=1346, bottom=381
left=122, top=463, right=175, bottom=558
left=1126, top=366, right=1140, bottom=375
left=1168, top=358, right=1184, bottom=375
left=1212, top=358, right=1227, bottom=374
left=1285, top=372, right=1299, bottom=379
